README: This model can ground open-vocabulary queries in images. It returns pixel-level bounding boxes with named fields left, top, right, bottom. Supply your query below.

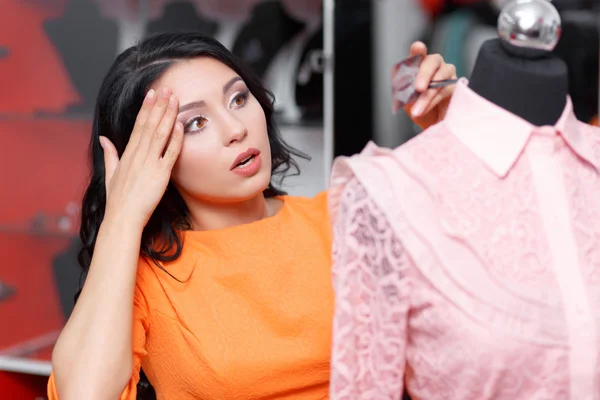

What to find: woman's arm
left=50, top=87, right=184, bottom=399
left=51, top=217, right=144, bottom=399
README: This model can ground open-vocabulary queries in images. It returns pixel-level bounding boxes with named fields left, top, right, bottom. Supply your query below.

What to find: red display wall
left=0, top=1, right=95, bottom=398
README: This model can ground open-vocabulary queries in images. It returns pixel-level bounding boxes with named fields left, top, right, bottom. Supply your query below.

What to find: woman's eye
left=185, top=116, right=208, bottom=133
left=231, top=90, right=250, bottom=108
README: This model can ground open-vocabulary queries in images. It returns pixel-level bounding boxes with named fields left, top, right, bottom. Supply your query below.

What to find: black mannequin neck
left=468, top=38, right=569, bottom=126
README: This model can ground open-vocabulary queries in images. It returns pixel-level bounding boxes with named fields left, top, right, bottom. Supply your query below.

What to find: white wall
left=372, top=0, right=427, bottom=148
left=279, top=126, right=326, bottom=197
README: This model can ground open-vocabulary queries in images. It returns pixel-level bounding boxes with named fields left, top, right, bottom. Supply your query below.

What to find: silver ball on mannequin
left=497, top=0, right=561, bottom=58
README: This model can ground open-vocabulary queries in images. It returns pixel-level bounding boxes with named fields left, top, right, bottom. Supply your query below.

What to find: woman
left=49, top=32, right=456, bottom=399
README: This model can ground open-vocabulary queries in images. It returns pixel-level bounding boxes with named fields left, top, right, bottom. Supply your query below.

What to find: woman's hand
left=404, top=41, right=457, bottom=130
left=100, top=87, right=184, bottom=227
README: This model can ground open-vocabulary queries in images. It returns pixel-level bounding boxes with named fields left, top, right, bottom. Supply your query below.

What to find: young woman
left=49, top=32, right=457, bottom=400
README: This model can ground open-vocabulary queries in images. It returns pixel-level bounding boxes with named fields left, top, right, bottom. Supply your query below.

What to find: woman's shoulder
left=282, top=191, right=332, bottom=240
left=278, top=143, right=399, bottom=229
left=283, top=190, right=329, bottom=219
left=133, top=256, right=160, bottom=294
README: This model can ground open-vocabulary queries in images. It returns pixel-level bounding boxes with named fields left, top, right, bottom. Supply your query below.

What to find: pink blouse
left=328, top=79, right=600, bottom=400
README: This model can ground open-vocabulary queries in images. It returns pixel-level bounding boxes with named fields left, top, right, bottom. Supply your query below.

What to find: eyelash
left=183, top=89, right=251, bottom=134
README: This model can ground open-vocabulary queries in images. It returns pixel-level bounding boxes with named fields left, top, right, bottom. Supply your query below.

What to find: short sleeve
left=47, top=283, right=150, bottom=400
left=312, top=189, right=332, bottom=246
left=329, top=177, right=410, bottom=400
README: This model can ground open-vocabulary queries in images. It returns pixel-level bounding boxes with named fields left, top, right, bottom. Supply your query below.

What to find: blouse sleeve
left=47, top=282, right=150, bottom=400
left=329, top=177, right=411, bottom=400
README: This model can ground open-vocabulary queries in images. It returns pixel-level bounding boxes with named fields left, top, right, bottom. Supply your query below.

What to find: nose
left=220, top=112, right=248, bottom=146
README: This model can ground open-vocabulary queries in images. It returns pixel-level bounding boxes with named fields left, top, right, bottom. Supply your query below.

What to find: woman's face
left=150, top=57, right=272, bottom=204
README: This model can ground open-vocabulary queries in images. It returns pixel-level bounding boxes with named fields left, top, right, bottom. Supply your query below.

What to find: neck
left=468, top=38, right=568, bottom=126
left=183, top=192, right=271, bottom=231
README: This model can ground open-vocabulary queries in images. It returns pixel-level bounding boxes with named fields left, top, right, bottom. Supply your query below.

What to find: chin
left=219, top=171, right=271, bottom=203
left=240, top=172, right=272, bottom=198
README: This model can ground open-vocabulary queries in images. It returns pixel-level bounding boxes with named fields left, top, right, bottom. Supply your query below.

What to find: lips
left=231, top=148, right=261, bottom=170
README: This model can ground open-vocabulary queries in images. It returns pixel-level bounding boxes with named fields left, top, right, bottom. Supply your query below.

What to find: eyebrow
left=178, top=76, right=243, bottom=114
left=223, top=76, right=243, bottom=94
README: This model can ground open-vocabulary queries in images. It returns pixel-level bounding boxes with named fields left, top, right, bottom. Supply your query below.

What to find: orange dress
left=48, top=192, right=334, bottom=399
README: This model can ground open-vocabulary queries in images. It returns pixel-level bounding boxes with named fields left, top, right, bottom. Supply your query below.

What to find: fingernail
left=161, top=87, right=171, bottom=98
left=412, top=103, right=423, bottom=116
left=146, top=89, right=155, bottom=100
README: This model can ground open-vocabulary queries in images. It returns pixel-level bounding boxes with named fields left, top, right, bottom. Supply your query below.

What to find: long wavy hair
left=75, top=32, right=308, bottom=398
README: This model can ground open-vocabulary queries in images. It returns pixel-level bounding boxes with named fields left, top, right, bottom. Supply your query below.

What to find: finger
left=99, top=136, right=119, bottom=192
left=138, top=87, right=172, bottom=151
left=411, top=64, right=456, bottom=116
left=160, top=121, right=184, bottom=170
left=128, top=89, right=157, bottom=150
left=408, top=41, right=427, bottom=58
left=150, top=94, right=179, bottom=157
left=414, top=53, right=443, bottom=92
left=420, top=84, right=455, bottom=117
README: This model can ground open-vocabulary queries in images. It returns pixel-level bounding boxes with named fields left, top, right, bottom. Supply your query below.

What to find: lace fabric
left=328, top=89, right=600, bottom=399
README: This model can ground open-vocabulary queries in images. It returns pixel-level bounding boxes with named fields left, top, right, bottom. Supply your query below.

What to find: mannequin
left=328, top=2, right=600, bottom=400
left=92, top=0, right=146, bottom=53
left=231, top=1, right=304, bottom=79
left=468, top=0, right=568, bottom=126
left=468, top=39, right=568, bottom=126
left=197, top=0, right=260, bottom=49
left=44, top=0, right=119, bottom=114
left=263, top=0, right=322, bottom=122
left=147, top=1, right=218, bottom=37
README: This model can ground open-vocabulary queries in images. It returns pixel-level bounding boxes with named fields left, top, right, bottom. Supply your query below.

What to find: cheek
left=244, top=101, right=270, bottom=146
left=171, top=136, right=221, bottom=188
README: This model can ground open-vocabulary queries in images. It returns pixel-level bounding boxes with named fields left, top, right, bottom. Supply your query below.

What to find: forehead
left=152, top=57, right=239, bottom=102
